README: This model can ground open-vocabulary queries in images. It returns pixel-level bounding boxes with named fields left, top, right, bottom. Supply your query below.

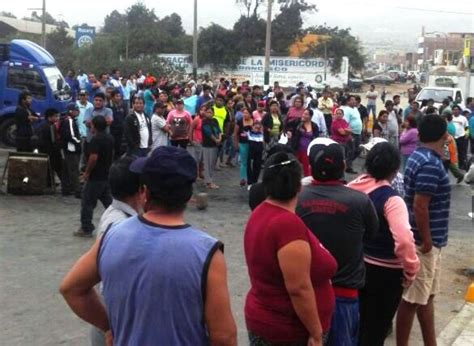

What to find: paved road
left=0, top=148, right=472, bottom=345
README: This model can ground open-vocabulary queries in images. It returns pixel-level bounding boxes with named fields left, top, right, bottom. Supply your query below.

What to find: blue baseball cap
left=130, top=146, right=197, bottom=189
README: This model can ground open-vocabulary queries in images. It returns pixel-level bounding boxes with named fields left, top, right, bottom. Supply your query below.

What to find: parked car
left=363, top=74, right=395, bottom=85
left=348, top=78, right=363, bottom=92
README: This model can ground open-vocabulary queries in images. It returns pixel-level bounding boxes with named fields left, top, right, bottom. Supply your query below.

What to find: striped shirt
left=404, top=147, right=451, bottom=248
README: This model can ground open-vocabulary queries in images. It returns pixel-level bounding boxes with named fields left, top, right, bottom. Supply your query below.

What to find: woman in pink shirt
left=167, top=99, right=192, bottom=148
left=347, top=142, right=419, bottom=346
left=188, top=104, right=205, bottom=179
left=252, top=101, right=266, bottom=122
left=285, top=96, right=305, bottom=132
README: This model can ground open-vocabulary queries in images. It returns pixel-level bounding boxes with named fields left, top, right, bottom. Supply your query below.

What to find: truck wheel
left=0, top=118, right=17, bottom=147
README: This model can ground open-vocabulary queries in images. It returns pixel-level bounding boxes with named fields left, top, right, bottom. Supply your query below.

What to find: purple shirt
left=399, top=128, right=418, bottom=156
left=298, top=129, right=314, bottom=152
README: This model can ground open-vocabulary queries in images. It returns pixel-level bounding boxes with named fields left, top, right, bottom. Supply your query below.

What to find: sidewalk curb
left=438, top=302, right=474, bottom=345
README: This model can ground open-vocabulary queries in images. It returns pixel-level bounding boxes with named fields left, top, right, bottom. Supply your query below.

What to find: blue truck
left=0, top=39, right=71, bottom=147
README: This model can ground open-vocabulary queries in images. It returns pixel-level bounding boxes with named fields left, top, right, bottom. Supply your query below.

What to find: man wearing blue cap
left=60, top=103, right=82, bottom=198
left=61, top=146, right=237, bottom=345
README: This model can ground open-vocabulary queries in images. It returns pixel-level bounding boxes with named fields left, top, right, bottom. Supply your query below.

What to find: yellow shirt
left=318, top=97, right=334, bottom=114
left=270, top=114, right=281, bottom=136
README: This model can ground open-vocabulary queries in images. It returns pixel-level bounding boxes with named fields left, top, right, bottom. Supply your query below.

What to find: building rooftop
left=0, top=16, right=74, bottom=37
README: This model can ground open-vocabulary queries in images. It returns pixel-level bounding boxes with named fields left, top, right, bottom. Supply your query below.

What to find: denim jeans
left=239, top=142, right=249, bottom=181
left=327, top=296, right=359, bottom=346
left=248, top=331, right=328, bottom=346
left=80, top=180, right=112, bottom=233
left=367, top=104, right=376, bottom=118
left=224, top=136, right=236, bottom=162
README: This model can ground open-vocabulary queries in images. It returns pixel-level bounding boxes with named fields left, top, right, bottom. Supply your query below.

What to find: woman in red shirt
left=244, top=151, right=337, bottom=345
left=331, top=108, right=353, bottom=158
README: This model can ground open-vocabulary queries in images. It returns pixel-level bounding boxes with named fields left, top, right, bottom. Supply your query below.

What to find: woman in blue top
left=143, top=83, right=156, bottom=118
left=60, top=146, right=237, bottom=346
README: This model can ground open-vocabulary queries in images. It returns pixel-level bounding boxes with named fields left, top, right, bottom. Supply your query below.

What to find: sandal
left=206, top=183, right=220, bottom=190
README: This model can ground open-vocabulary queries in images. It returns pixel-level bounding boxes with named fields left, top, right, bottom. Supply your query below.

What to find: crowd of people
left=13, top=68, right=474, bottom=345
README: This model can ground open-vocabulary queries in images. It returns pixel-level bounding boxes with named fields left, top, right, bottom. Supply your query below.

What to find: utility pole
left=192, top=0, right=198, bottom=80
left=324, top=40, right=327, bottom=83
left=264, top=0, right=273, bottom=87
left=125, top=18, right=129, bottom=61
left=41, top=0, right=46, bottom=48
left=28, top=0, right=46, bottom=49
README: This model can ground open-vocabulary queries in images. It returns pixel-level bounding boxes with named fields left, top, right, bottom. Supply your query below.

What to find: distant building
left=417, top=27, right=473, bottom=70
left=0, top=15, right=74, bottom=39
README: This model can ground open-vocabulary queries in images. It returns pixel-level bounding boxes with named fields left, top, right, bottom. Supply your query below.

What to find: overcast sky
left=3, top=0, right=474, bottom=47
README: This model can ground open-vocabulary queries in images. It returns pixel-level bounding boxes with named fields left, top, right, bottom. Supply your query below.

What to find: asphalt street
left=0, top=148, right=472, bottom=345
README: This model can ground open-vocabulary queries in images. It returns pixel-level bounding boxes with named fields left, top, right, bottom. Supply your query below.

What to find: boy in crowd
left=60, top=103, right=82, bottom=198
left=397, top=115, right=451, bottom=346
left=38, top=108, right=63, bottom=190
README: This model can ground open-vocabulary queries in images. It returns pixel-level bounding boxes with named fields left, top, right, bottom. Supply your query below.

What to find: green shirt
left=212, top=105, right=227, bottom=132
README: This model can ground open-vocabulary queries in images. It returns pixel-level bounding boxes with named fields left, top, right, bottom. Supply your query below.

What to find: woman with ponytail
left=244, top=152, right=337, bottom=346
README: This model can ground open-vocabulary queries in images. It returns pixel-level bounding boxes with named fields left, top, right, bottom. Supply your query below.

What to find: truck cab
left=415, top=86, right=465, bottom=110
left=0, top=39, right=71, bottom=147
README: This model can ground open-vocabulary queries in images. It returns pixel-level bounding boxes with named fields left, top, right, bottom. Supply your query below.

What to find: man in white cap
left=296, top=138, right=379, bottom=345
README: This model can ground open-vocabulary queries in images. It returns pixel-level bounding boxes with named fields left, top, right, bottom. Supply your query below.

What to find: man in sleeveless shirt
left=60, top=146, right=237, bottom=345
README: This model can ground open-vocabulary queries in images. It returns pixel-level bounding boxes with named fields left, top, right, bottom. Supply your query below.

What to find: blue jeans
left=367, top=104, right=376, bottom=118
left=239, top=142, right=249, bottom=181
left=224, top=136, right=236, bottom=161
left=248, top=331, right=328, bottom=345
left=327, top=296, right=359, bottom=346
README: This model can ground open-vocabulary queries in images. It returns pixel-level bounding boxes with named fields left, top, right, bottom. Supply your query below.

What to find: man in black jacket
left=60, top=103, right=82, bottom=197
left=109, top=89, right=127, bottom=159
left=15, top=90, right=39, bottom=152
left=124, top=97, right=152, bottom=157
left=38, top=108, right=63, bottom=188
left=75, top=116, right=114, bottom=237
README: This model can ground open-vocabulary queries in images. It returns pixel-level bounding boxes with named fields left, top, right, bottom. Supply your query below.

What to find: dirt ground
left=0, top=89, right=473, bottom=345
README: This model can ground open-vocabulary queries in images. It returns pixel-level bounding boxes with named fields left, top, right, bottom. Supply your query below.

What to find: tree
left=198, top=24, right=240, bottom=68
left=303, top=25, right=365, bottom=71
left=233, top=15, right=266, bottom=56
left=46, top=25, right=75, bottom=71
left=28, top=11, right=59, bottom=25
left=72, top=23, right=91, bottom=31
left=103, top=10, right=126, bottom=34
left=271, top=1, right=316, bottom=55
left=0, top=11, right=17, bottom=18
left=157, top=13, right=192, bottom=53
left=236, top=0, right=265, bottom=18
